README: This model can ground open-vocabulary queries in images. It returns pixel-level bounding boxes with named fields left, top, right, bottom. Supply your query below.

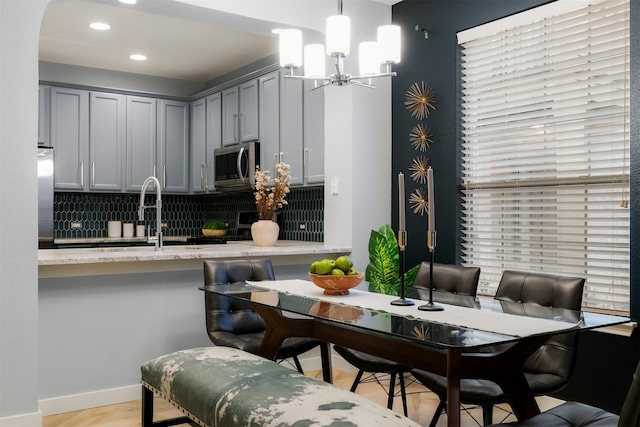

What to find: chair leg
left=399, top=372, right=408, bottom=417
left=483, top=404, right=493, bottom=425
left=292, top=355, right=304, bottom=374
left=388, top=372, right=397, bottom=410
left=350, top=369, right=365, bottom=392
left=428, top=398, right=446, bottom=427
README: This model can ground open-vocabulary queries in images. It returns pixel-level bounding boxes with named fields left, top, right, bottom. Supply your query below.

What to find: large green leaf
left=365, top=224, right=422, bottom=296
left=366, top=225, right=400, bottom=295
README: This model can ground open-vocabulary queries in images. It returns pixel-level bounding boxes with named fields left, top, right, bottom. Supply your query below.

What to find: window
left=458, top=0, right=630, bottom=313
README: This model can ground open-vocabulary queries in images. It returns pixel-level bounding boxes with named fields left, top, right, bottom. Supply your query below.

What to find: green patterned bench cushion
left=141, top=346, right=421, bottom=427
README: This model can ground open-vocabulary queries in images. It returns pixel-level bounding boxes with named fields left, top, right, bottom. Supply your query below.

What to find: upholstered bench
left=141, top=346, right=421, bottom=427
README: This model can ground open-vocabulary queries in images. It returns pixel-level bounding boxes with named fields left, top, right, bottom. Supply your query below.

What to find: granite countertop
left=38, top=240, right=350, bottom=266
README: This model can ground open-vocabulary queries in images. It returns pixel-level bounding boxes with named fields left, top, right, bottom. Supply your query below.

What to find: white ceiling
left=39, top=0, right=400, bottom=83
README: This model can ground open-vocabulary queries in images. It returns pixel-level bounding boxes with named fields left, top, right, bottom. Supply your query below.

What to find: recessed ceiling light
left=89, top=22, right=111, bottom=31
left=119, top=0, right=137, bottom=4
left=130, top=54, right=147, bottom=61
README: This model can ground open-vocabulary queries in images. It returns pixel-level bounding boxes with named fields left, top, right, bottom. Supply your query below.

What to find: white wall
left=0, top=0, right=47, bottom=424
left=0, top=0, right=392, bottom=423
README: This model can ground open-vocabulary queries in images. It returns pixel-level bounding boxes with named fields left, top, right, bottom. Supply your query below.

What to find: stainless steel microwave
left=213, top=141, right=260, bottom=192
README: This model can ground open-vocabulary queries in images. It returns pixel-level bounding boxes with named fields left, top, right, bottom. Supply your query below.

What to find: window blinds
left=458, top=0, right=630, bottom=312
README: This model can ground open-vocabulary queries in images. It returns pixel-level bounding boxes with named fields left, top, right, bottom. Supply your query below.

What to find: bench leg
left=142, top=385, right=196, bottom=427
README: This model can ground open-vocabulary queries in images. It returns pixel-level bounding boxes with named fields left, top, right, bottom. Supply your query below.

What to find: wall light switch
left=331, top=177, right=339, bottom=195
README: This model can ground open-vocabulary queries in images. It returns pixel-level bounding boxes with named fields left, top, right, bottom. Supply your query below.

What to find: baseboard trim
left=37, top=353, right=356, bottom=416
left=0, top=410, right=42, bottom=427
left=38, top=384, right=140, bottom=416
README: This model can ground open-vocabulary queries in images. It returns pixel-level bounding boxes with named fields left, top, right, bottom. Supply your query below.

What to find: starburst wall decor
left=409, top=156, right=429, bottom=184
left=404, top=81, right=436, bottom=120
left=409, top=123, right=433, bottom=151
left=409, top=188, right=428, bottom=216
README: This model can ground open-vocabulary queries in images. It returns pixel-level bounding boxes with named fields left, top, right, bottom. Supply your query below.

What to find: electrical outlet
left=71, top=221, right=83, bottom=229
left=161, top=222, right=169, bottom=230
left=299, top=222, right=307, bottom=230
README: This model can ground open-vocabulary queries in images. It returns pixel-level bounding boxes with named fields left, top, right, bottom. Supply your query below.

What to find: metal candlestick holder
left=391, top=230, right=415, bottom=306
left=418, top=231, right=444, bottom=311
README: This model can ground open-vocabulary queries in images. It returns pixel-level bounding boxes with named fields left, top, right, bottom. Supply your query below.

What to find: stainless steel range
left=186, top=211, right=259, bottom=244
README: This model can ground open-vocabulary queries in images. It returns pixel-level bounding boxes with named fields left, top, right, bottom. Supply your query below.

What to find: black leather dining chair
left=412, top=270, right=585, bottom=426
left=487, top=357, right=640, bottom=427
left=203, top=258, right=323, bottom=373
left=333, top=262, right=481, bottom=416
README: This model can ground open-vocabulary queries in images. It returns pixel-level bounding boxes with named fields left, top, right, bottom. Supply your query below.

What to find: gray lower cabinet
left=222, top=80, right=259, bottom=146
left=126, top=96, right=157, bottom=192
left=303, top=80, right=325, bottom=184
left=259, top=71, right=304, bottom=186
left=190, top=93, right=222, bottom=193
left=157, top=100, right=189, bottom=193
left=50, top=87, right=89, bottom=190
left=89, top=92, right=125, bottom=191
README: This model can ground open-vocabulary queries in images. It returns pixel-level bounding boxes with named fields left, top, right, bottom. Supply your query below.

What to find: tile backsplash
left=54, top=187, right=324, bottom=242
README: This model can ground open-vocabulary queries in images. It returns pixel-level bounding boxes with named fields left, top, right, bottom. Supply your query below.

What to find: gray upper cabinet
left=222, top=79, right=259, bottom=146
left=205, top=93, right=222, bottom=190
left=50, top=87, right=89, bottom=190
left=190, top=97, right=207, bottom=193
left=303, top=80, right=325, bottom=184
left=259, top=71, right=303, bottom=186
left=89, top=92, right=125, bottom=192
left=126, top=96, right=157, bottom=192
left=190, top=93, right=222, bottom=193
left=38, top=85, right=50, bottom=147
left=157, top=100, right=189, bottom=193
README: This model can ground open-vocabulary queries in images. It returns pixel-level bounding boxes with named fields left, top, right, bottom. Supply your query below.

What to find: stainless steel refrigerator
left=38, top=147, right=55, bottom=248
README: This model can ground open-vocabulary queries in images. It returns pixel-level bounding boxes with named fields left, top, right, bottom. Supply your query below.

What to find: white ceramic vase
left=251, top=220, right=279, bottom=247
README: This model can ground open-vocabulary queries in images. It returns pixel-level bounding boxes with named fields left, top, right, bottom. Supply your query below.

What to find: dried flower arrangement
left=254, top=162, right=291, bottom=220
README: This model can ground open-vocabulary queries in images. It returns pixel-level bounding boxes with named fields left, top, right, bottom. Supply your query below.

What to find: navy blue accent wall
left=392, top=0, right=639, bottom=414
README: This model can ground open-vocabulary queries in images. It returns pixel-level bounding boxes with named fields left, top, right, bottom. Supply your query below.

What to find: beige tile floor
left=42, top=369, right=561, bottom=427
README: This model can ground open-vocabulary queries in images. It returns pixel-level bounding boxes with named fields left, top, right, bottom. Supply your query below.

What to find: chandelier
left=278, top=0, right=401, bottom=89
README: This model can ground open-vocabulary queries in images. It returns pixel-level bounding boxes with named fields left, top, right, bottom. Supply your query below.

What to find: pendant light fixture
left=279, top=0, right=401, bottom=89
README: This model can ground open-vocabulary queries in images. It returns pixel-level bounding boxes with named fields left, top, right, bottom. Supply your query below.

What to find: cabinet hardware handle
left=91, top=161, right=95, bottom=188
left=304, top=148, right=309, bottom=182
left=163, top=165, right=166, bottom=190
left=238, top=112, right=243, bottom=142
left=204, top=163, right=209, bottom=191
left=237, top=147, right=246, bottom=181
left=280, top=152, right=284, bottom=163
left=233, top=113, right=238, bottom=142
left=200, top=165, right=204, bottom=190
left=80, top=161, right=84, bottom=188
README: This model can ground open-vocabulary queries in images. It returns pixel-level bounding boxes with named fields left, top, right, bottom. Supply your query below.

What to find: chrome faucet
left=138, top=176, right=163, bottom=251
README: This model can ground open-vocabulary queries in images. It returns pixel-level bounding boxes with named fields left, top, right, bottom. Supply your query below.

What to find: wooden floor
left=42, top=369, right=561, bottom=427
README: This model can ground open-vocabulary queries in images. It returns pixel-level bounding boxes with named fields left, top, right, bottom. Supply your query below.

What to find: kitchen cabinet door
left=303, top=80, right=325, bottom=184
left=89, top=92, right=125, bottom=192
left=259, top=71, right=303, bottom=186
left=221, top=86, right=239, bottom=146
left=239, top=79, right=259, bottom=142
left=38, top=85, right=50, bottom=147
left=258, top=71, right=280, bottom=183
left=222, top=80, right=259, bottom=146
left=205, top=92, right=222, bottom=190
left=190, top=97, right=207, bottom=193
left=50, top=87, right=89, bottom=190
left=126, top=96, right=157, bottom=192
left=280, top=74, right=303, bottom=185
left=157, top=99, right=189, bottom=193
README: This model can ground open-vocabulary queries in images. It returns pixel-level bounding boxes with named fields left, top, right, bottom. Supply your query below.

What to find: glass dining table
left=200, top=279, right=630, bottom=427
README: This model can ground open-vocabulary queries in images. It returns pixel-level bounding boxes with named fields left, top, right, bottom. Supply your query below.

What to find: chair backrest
left=495, top=270, right=585, bottom=392
left=203, top=259, right=275, bottom=338
left=414, top=262, right=480, bottom=296
left=618, top=359, right=640, bottom=427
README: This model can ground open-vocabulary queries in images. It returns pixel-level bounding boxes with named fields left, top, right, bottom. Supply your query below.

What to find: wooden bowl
left=202, top=229, right=226, bottom=237
left=309, top=301, right=364, bottom=322
left=308, top=272, right=364, bottom=295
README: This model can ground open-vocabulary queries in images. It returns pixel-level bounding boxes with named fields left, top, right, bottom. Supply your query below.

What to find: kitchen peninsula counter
left=38, top=241, right=351, bottom=278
